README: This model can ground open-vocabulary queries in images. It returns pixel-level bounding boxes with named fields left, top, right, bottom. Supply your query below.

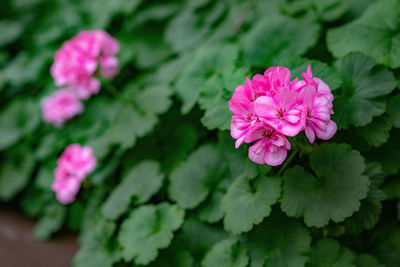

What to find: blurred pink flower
left=41, top=89, right=83, bottom=127
left=51, top=30, right=120, bottom=99
left=51, top=144, right=96, bottom=204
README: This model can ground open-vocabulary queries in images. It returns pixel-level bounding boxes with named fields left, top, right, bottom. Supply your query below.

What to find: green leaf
left=343, top=163, right=387, bottom=234
left=355, top=253, right=385, bottom=267
left=101, top=160, right=164, bottom=220
left=198, top=67, right=249, bottom=130
left=177, top=217, right=229, bottom=261
left=197, top=190, right=225, bottom=224
left=107, top=82, right=172, bottom=149
left=34, top=202, right=66, bottom=240
left=119, top=203, right=185, bottom=265
left=366, top=129, right=400, bottom=175
left=281, top=143, right=370, bottom=227
left=327, top=0, right=400, bottom=68
left=0, top=99, right=40, bottom=150
left=0, top=20, right=24, bottom=47
left=387, top=93, right=400, bottom=128
left=241, top=209, right=311, bottom=267
left=306, top=239, right=355, bottom=267
left=0, top=145, right=35, bottom=201
left=222, top=175, right=281, bottom=235
left=202, top=238, right=249, bottom=267
left=355, top=115, right=392, bottom=148
left=35, top=163, right=56, bottom=190
left=73, top=216, right=120, bottom=267
left=281, top=0, right=348, bottom=22
left=168, top=144, right=226, bottom=209
left=148, top=240, right=194, bottom=267
left=241, top=14, right=320, bottom=67
left=175, top=43, right=239, bottom=114
left=333, top=53, right=397, bottom=129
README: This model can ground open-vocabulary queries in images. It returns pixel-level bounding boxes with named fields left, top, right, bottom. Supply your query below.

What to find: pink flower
left=228, top=78, right=259, bottom=149
left=246, top=123, right=291, bottom=166
left=41, top=89, right=83, bottom=127
left=254, top=86, right=306, bottom=136
left=299, top=65, right=337, bottom=143
left=51, top=30, right=120, bottom=99
left=51, top=144, right=97, bottom=204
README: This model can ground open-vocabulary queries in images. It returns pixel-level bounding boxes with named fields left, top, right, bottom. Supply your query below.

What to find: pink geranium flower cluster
left=51, top=144, right=96, bottom=204
left=229, top=65, right=337, bottom=166
left=41, top=30, right=120, bottom=127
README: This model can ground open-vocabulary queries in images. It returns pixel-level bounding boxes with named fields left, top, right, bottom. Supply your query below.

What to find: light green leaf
left=197, top=190, right=225, bottom=224
left=281, top=143, right=370, bottom=227
left=101, top=160, right=164, bottom=220
left=327, top=0, right=400, bottom=68
left=0, top=145, right=35, bottom=201
left=0, top=20, right=24, bottom=47
left=34, top=202, right=66, bottom=240
left=306, top=239, right=355, bottom=267
left=281, top=0, right=348, bottom=22
left=168, top=144, right=226, bottom=209
left=198, top=67, right=249, bottom=130
left=175, top=43, right=239, bottom=114
left=107, top=82, right=172, bottom=149
left=222, top=175, right=281, bottom=235
left=241, top=14, right=320, bottom=67
left=333, top=53, right=397, bottom=129
left=241, top=209, right=311, bottom=267
left=119, top=203, right=185, bottom=265
left=0, top=99, right=40, bottom=150
left=202, top=238, right=249, bottom=267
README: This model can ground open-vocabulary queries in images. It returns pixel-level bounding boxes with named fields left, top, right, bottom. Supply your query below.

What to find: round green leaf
left=241, top=209, right=311, bottom=267
left=202, top=238, right=249, bottom=267
left=281, top=143, right=370, bottom=227
left=168, top=144, right=226, bottom=209
left=222, top=175, right=281, bottom=235
left=327, top=0, right=400, bottom=68
left=306, top=239, right=355, bottom=267
left=119, top=203, right=185, bottom=265
left=101, top=160, right=164, bottom=220
left=333, top=53, right=397, bottom=129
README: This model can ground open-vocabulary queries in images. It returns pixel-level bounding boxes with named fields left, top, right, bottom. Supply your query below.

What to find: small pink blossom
left=246, top=123, right=291, bottom=166
left=51, top=30, right=120, bottom=99
left=41, top=89, right=83, bottom=127
left=299, top=65, right=337, bottom=143
left=51, top=144, right=96, bottom=204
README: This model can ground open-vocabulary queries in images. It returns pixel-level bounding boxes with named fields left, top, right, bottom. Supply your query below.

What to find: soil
left=0, top=205, right=78, bottom=267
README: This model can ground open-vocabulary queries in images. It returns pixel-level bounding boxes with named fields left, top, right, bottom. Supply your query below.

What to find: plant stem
left=277, top=149, right=298, bottom=176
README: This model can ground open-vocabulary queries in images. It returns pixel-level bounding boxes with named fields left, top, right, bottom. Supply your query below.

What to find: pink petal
left=264, top=147, right=287, bottom=166
left=315, top=120, right=337, bottom=140
left=304, top=125, right=316, bottom=144
left=248, top=139, right=267, bottom=164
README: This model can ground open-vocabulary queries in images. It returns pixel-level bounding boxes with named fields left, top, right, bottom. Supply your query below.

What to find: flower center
left=277, top=109, right=285, bottom=120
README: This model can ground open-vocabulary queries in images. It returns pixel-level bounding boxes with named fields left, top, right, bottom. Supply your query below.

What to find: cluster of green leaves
left=1, top=0, right=400, bottom=266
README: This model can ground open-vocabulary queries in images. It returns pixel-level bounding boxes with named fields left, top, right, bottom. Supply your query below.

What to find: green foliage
left=281, top=143, right=370, bottom=227
left=118, top=203, right=185, bottom=265
left=327, top=0, right=400, bottom=68
left=1, top=0, right=400, bottom=266
left=101, top=160, right=164, bottom=220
